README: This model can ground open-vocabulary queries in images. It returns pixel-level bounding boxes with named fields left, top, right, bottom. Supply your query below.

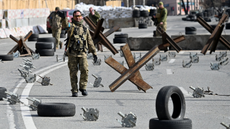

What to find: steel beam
left=93, top=19, right=104, bottom=39
left=158, top=35, right=185, bottom=50
left=199, top=14, right=228, bottom=54
left=108, top=46, right=160, bottom=92
left=197, top=14, right=230, bottom=51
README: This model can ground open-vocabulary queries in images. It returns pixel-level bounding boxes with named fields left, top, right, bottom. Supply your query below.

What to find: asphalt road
left=0, top=16, right=230, bottom=129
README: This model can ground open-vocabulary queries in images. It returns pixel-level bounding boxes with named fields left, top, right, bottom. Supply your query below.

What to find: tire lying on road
left=0, top=87, right=7, bottom=100
left=156, top=86, right=186, bottom=120
left=36, top=42, right=54, bottom=49
left=0, top=55, right=13, bottom=61
left=149, top=118, right=192, bottom=129
left=226, top=23, right=230, bottom=29
left=28, top=34, right=39, bottom=41
left=185, top=27, right=197, bottom=35
left=37, top=103, right=76, bottom=117
left=115, top=33, right=128, bottom=38
left=138, top=23, right=147, bottom=29
left=204, top=17, right=211, bottom=22
left=113, top=38, right=127, bottom=44
left=35, top=49, right=54, bottom=56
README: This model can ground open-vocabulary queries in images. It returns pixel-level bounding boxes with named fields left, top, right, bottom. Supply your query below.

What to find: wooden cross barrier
left=7, top=31, right=35, bottom=57
left=197, top=14, right=230, bottom=55
left=105, top=31, right=184, bottom=92
left=84, top=16, right=119, bottom=54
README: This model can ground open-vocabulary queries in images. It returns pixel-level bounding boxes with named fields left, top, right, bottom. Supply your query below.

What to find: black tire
left=139, top=23, right=147, bottom=29
left=156, top=86, right=186, bottom=120
left=29, top=34, right=39, bottom=38
left=36, top=49, right=54, bottom=56
left=113, top=38, right=127, bottom=43
left=204, top=17, right=211, bottom=22
left=149, top=118, right=192, bottom=129
left=115, top=33, right=128, bottom=38
left=0, top=55, right=13, bottom=61
left=133, top=10, right=140, bottom=18
left=37, top=103, right=76, bottom=117
left=226, top=23, right=230, bottom=29
left=60, top=34, right=66, bottom=38
left=140, top=10, right=149, bottom=17
left=149, top=9, right=156, bottom=16
left=185, top=27, right=196, bottom=31
left=182, top=17, right=187, bottom=21
left=185, top=31, right=196, bottom=35
left=36, top=42, right=54, bottom=49
left=210, top=25, right=217, bottom=29
left=0, top=87, right=7, bottom=100
left=47, top=28, right=52, bottom=33
left=28, top=37, right=38, bottom=41
left=37, top=37, right=56, bottom=52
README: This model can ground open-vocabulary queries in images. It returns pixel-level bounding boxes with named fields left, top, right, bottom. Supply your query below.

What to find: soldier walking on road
left=63, top=10, right=98, bottom=97
left=88, top=7, right=100, bottom=25
left=153, top=2, right=168, bottom=36
left=49, top=7, right=63, bottom=49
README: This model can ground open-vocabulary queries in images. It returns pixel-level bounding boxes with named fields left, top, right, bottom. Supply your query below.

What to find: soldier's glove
left=58, top=11, right=66, bottom=18
left=93, top=54, right=98, bottom=63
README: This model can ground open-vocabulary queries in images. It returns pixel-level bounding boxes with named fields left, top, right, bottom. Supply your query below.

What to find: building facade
left=161, top=0, right=200, bottom=15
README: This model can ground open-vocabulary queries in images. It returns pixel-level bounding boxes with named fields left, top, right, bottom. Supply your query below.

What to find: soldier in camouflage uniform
left=49, top=7, right=63, bottom=49
left=154, top=2, right=167, bottom=36
left=88, top=7, right=100, bottom=25
left=63, top=10, right=98, bottom=97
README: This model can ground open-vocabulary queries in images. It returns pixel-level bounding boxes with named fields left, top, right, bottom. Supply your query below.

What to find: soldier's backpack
left=51, top=14, right=62, bottom=30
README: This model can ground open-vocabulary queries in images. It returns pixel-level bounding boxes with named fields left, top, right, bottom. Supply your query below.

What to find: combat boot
left=59, top=42, right=63, bottom=49
left=72, top=92, right=78, bottom=97
left=79, top=89, right=88, bottom=96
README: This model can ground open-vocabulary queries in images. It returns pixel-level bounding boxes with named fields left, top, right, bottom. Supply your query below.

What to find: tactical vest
left=51, top=13, right=62, bottom=30
left=68, top=23, right=88, bottom=54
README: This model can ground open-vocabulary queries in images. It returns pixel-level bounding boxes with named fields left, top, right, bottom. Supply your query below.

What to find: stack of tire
left=139, top=10, right=149, bottom=29
left=149, top=86, right=192, bottom=129
left=28, top=34, right=39, bottom=41
left=60, top=30, right=66, bottom=38
left=226, top=23, right=230, bottom=29
left=35, top=37, right=56, bottom=56
left=113, top=33, right=128, bottom=44
left=185, top=27, right=197, bottom=35
left=204, top=17, right=211, bottom=22
left=133, top=10, right=140, bottom=18
left=0, top=87, right=7, bottom=100
left=149, top=9, right=156, bottom=16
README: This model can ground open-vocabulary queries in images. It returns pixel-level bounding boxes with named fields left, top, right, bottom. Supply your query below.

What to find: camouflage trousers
left=52, top=28, right=61, bottom=48
left=68, top=55, right=88, bottom=93
left=156, top=22, right=167, bottom=36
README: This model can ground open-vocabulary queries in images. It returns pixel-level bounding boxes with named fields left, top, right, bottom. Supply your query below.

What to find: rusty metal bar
left=9, top=35, right=19, bottom=43
left=24, top=31, right=32, bottom=42
left=200, top=14, right=227, bottom=54
left=157, top=26, right=182, bottom=52
left=105, top=56, right=152, bottom=92
left=158, top=35, right=185, bottom=50
left=197, top=14, right=230, bottom=50
left=83, top=16, right=96, bottom=31
left=93, top=19, right=104, bottom=39
left=108, top=46, right=160, bottom=92
left=103, top=26, right=120, bottom=37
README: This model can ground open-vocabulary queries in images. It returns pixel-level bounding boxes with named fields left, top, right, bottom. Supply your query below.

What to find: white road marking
left=169, top=59, right=176, bottom=63
left=7, top=61, right=67, bottom=129
left=20, top=63, right=67, bottom=129
left=166, top=69, right=173, bottom=74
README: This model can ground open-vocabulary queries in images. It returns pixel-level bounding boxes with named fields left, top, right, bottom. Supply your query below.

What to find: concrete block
left=171, top=35, right=229, bottom=50
left=108, top=18, right=135, bottom=28
left=128, top=37, right=162, bottom=50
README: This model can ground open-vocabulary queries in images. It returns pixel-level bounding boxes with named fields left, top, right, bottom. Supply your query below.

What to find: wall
left=1, top=0, right=76, bottom=11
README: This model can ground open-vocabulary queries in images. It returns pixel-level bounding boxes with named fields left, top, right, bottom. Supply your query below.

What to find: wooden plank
left=109, top=46, right=160, bottom=92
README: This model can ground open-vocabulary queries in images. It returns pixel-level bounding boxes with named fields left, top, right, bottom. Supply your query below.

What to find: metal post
left=133, top=0, right=135, bottom=7
left=127, top=0, right=129, bottom=7
left=143, top=0, right=145, bottom=6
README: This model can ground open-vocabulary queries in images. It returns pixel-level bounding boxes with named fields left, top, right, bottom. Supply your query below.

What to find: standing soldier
left=49, top=7, right=63, bottom=49
left=88, top=7, right=100, bottom=25
left=153, top=2, right=167, bottom=36
left=63, top=10, right=98, bottom=97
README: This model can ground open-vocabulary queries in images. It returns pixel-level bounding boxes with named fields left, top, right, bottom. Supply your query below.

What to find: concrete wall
left=108, top=18, right=135, bottom=28
left=128, top=35, right=230, bottom=50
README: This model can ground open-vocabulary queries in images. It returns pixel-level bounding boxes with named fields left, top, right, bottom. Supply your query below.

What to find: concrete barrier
left=128, top=35, right=230, bottom=50
left=108, top=18, right=135, bottom=28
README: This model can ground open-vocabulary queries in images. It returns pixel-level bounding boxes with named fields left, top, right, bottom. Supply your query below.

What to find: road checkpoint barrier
left=117, top=112, right=137, bottom=128
left=81, top=107, right=99, bottom=121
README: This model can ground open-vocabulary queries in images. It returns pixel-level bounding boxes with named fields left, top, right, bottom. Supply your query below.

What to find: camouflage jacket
left=64, top=19, right=97, bottom=57
left=49, top=12, right=62, bottom=30
left=156, top=8, right=167, bottom=23
left=88, top=11, right=100, bottom=25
